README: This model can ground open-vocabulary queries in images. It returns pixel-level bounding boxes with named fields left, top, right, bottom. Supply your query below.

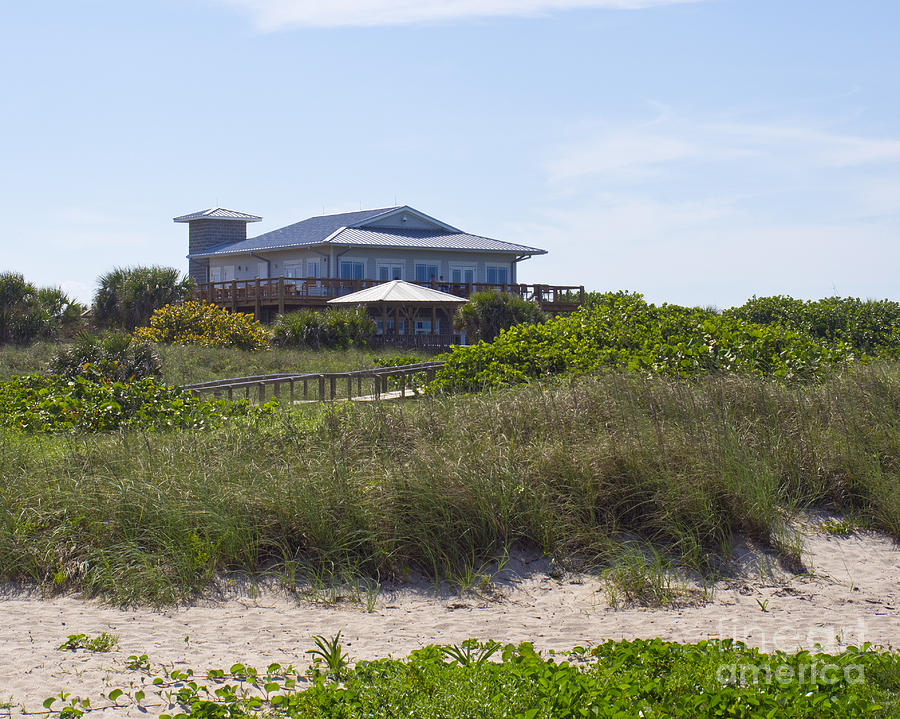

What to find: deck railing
left=194, top=277, right=584, bottom=312
left=181, top=361, right=446, bottom=403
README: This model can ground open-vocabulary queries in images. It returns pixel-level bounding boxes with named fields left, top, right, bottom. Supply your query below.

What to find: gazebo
left=327, top=280, right=466, bottom=341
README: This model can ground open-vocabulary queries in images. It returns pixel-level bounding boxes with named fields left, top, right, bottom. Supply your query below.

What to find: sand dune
left=1, top=522, right=897, bottom=716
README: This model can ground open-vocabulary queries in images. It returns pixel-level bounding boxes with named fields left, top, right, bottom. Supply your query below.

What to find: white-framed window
left=414, top=319, right=432, bottom=335
left=377, top=262, right=403, bottom=281
left=486, top=264, right=509, bottom=284
left=212, top=265, right=235, bottom=282
left=414, top=262, right=440, bottom=282
left=307, top=260, right=323, bottom=278
left=256, top=262, right=268, bottom=279
left=449, top=264, right=475, bottom=283
left=339, top=259, right=365, bottom=280
left=284, top=262, right=302, bottom=278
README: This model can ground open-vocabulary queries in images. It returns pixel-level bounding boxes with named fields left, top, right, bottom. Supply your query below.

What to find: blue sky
left=1, top=0, right=898, bottom=307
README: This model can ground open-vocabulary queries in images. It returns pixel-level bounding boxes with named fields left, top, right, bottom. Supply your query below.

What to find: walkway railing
left=180, top=361, right=446, bottom=403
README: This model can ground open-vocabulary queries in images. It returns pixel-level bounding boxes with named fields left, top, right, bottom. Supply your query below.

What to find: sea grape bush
left=432, top=292, right=858, bottom=392
left=726, top=295, right=900, bottom=358
left=0, top=370, right=269, bottom=433
left=133, top=301, right=270, bottom=351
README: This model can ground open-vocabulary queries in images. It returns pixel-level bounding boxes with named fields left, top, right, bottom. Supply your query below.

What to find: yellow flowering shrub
left=134, top=301, right=270, bottom=351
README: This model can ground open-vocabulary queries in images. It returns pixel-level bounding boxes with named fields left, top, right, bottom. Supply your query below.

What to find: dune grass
left=0, top=363, right=898, bottom=604
left=0, top=342, right=426, bottom=385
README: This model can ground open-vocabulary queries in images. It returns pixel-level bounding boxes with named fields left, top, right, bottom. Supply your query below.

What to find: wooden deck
left=195, top=277, right=584, bottom=319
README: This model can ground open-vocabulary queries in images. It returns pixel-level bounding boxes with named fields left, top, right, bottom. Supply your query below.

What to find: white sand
left=1, top=523, right=898, bottom=716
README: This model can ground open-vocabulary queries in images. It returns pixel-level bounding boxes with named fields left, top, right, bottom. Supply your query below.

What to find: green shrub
left=0, top=272, right=83, bottom=345
left=133, top=301, right=270, bottom=351
left=94, top=265, right=193, bottom=331
left=0, top=370, right=268, bottom=433
left=35, top=639, right=900, bottom=717
left=272, top=307, right=375, bottom=349
left=371, top=353, right=425, bottom=368
left=50, top=331, right=162, bottom=382
left=454, top=290, right=546, bottom=342
left=433, top=292, right=858, bottom=392
left=727, top=295, right=900, bottom=358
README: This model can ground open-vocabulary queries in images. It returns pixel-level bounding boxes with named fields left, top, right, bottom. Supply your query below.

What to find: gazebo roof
left=327, top=280, right=467, bottom=305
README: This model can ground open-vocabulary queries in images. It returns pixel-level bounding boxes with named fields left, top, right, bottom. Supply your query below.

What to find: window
left=306, top=260, right=326, bottom=296
left=339, top=261, right=364, bottom=280
left=450, top=265, right=475, bottom=283
left=376, top=319, right=406, bottom=335
left=486, top=265, right=508, bottom=284
left=284, top=263, right=302, bottom=278
left=377, top=263, right=403, bottom=281
left=415, top=263, right=439, bottom=282
left=256, top=262, right=268, bottom=279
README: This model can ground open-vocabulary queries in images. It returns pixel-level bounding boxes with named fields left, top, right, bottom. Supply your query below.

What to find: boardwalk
left=180, top=362, right=444, bottom=403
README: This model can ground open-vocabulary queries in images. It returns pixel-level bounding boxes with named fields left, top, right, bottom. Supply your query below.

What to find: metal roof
left=191, top=207, right=399, bottom=256
left=174, top=207, right=263, bottom=223
left=188, top=205, right=546, bottom=258
left=327, top=280, right=468, bottom=305
left=329, top=227, right=545, bottom=255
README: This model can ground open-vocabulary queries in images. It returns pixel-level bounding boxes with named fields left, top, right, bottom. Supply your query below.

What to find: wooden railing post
left=318, top=375, right=325, bottom=400
left=231, top=280, right=237, bottom=311
left=278, top=277, right=285, bottom=314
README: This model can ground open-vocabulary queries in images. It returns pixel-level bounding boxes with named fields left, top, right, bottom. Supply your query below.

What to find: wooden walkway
left=180, top=361, right=444, bottom=403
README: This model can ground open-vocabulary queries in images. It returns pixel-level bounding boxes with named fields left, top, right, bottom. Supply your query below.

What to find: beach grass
left=0, top=363, right=898, bottom=604
left=0, top=342, right=426, bottom=385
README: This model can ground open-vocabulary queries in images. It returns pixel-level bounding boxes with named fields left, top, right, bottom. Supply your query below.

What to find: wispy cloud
left=216, top=0, right=702, bottom=30
left=522, top=110, right=900, bottom=305
left=547, top=133, right=700, bottom=182
left=547, top=117, right=900, bottom=184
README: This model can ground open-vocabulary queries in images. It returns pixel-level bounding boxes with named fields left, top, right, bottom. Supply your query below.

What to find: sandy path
left=1, top=525, right=898, bottom=716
